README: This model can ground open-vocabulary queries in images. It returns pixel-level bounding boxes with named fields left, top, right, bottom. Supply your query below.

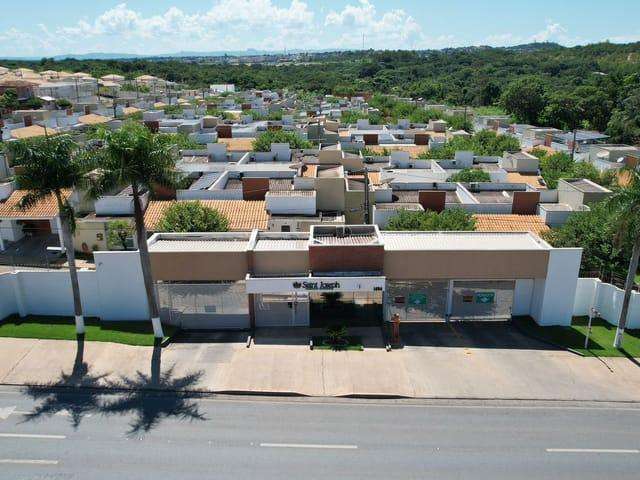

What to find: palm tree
left=14, top=135, right=90, bottom=335
left=610, top=167, right=640, bottom=348
left=88, top=122, right=178, bottom=338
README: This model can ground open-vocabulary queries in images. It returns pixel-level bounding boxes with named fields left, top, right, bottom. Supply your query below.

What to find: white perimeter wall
left=0, top=251, right=149, bottom=322
left=573, top=277, right=640, bottom=329
left=530, top=248, right=582, bottom=326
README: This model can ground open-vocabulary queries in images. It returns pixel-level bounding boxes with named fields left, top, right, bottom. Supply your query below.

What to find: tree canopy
left=156, top=201, right=230, bottom=233
left=387, top=208, right=476, bottom=231
left=252, top=130, right=313, bottom=152
left=447, top=168, right=491, bottom=183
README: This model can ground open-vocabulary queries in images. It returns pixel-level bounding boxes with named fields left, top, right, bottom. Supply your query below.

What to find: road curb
left=3, top=380, right=640, bottom=404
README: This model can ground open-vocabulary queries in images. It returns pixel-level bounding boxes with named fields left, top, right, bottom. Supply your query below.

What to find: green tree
left=156, top=201, right=229, bottom=233
left=447, top=168, right=491, bottom=183
left=107, top=219, right=134, bottom=250
left=606, top=92, right=640, bottom=145
left=252, top=130, right=313, bottom=152
left=387, top=208, right=476, bottom=231
left=88, top=122, right=179, bottom=338
left=608, top=168, right=640, bottom=348
left=0, top=90, right=19, bottom=111
left=501, top=77, right=546, bottom=124
left=542, top=202, right=630, bottom=277
left=55, top=98, right=73, bottom=110
left=540, top=92, right=582, bottom=130
left=14, top=135, right=91, bottom=335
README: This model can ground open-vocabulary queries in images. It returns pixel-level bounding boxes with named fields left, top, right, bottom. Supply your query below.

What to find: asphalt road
left=0, top=386, right=639, bottom=479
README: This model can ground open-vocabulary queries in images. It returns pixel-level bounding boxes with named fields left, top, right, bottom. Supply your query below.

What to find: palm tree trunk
left=613, top=236, right=640, bottom=348
left=132, top=183, right=164, bottom=338
left=56, top=193, right=85, bottom=335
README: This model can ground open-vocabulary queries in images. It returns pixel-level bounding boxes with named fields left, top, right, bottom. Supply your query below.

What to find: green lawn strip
left=0, top=315, right=175, bottom=346
left=312, top=336, right=364, bottom=351
left=513, top=316, right=640, bottom=357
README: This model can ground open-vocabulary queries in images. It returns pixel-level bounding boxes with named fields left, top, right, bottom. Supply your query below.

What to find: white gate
left=157, top=282, right=250, bottom=330
left=255, top=293, right=309, bottom=327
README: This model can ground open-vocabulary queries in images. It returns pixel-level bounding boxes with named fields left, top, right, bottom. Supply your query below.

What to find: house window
left=281, top=225, right=291, bottom=232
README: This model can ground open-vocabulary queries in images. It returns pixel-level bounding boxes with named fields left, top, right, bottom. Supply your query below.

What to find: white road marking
left=0, top=406, right=16, bottom=420
left=0, top=459, right=59, bottom=465
left=260, top=443, right=357, bottom=450
left=546, top=448, right=639, bottom=454
left=0, top=433, right=66, bottom=440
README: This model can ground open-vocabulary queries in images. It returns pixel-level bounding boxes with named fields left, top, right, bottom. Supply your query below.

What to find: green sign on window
left=475, top=292, right=495, bottom=304
left=408, top=293, right=427, bottom=306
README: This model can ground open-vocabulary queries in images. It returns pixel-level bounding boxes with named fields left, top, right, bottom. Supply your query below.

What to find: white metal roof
left=380, top=232, right=547, bottom=251
left=149, top=239, right=248, bottom=252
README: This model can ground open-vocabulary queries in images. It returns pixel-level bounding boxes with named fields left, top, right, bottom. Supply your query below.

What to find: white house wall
left=512, top=279, right=534, bottom=316
left=0, top=251, right=149, bottom=323
left=533, top=248, right=582, bottom=326
left=0, top=274, right=17, bottom=320
left=573, top=277, right=640, bottom=329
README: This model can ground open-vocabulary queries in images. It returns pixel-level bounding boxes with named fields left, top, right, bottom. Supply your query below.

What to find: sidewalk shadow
left=620, top=348, right=640, bottom=368
left=100, top=342, right=207, bottom=436
left=21, top=335, right=109, bottom=428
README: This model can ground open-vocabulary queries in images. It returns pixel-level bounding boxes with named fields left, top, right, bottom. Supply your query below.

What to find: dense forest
left=3, top=42, right=640, bottom=143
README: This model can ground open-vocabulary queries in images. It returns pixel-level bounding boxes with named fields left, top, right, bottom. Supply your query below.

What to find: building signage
left=246, top=275, right=386, bottom=294
left=408, top=293, right=428, bottom=306
left=292, top=280, right=341, bottom=291
left=475, top=292, right=495, bottom=304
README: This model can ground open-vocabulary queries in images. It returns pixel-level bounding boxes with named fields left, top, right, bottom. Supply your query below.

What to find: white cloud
left=4, top=2, right=604, bottom=57
left=530, top=21, right=568, bottom=43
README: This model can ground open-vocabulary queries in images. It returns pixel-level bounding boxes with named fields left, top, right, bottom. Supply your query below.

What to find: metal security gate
left=157, top=282, right=250, bottom=330
left=450, top=280, right=515, bottom=321
left=385, top=281, right=449, bottom=322
left=255, top=293, right=309, bottom=327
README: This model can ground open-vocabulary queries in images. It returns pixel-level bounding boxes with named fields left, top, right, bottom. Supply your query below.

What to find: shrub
left=156, top=201, right=230, bottom=233
left=447, top=168, right=491, bottom=183
left=252, top=130, right=312, bottom=152
left=387, top=208, right=476, bottom=231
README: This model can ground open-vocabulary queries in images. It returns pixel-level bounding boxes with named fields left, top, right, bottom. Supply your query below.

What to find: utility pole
left=570, top=127, right=578, bottom=162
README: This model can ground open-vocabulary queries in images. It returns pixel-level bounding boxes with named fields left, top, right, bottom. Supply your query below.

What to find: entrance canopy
left=245, top=274, right=385, bottom=295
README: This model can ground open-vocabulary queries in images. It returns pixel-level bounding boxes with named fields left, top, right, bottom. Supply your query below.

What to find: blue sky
left=1, top=0, right=639, bottom=57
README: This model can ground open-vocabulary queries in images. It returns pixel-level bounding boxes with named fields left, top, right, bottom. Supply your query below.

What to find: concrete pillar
left=55, top=216, right=64, bottom=248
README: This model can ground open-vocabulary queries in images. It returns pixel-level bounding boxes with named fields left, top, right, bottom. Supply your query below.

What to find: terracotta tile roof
left=144, top=200, right=268, bottom=232
left=0, top=189, right=71, bottom=218
left=474, top=214, right=549, bottom=237
left=527, top=145, right=555, bottom=155
left=78, top=114, right=110, bottom=125
left=506, top=172, right=547, bottom=189
left=218, top=138, right=255, bottom=151
left=10, top=125, right=57, bottom=139
left=122, top=107, right=141, bottom=116
left=301, top=164, right=317, bottom=177
left=369, top=145, right=428, bottom=158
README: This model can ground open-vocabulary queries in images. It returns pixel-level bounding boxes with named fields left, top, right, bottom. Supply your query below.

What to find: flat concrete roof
left=380, top=231, right=547, bottom=251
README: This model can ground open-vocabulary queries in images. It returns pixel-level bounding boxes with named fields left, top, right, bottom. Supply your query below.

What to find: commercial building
left=149, top=225, right=581, bottom=330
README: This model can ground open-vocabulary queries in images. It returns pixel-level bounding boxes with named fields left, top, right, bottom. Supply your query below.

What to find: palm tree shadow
left=100, top=343, right=207, bottom=436
left=21, top=335, right=109, bottom=429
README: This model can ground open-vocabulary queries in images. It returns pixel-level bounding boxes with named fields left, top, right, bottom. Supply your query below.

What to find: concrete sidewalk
left=1, top=335, right=640, bottom=401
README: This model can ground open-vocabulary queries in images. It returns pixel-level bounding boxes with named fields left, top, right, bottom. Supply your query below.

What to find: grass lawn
left=0, top=315, right=176, bottom=346
left=513, top=316, right=640, bottom=358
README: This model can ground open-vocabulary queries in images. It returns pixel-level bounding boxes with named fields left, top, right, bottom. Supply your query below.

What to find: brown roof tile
left=474, top=214, right=549, bottom=237
left=0, top=189, right=70, bottom=218
left=144, top=200, right=268, bottom=231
